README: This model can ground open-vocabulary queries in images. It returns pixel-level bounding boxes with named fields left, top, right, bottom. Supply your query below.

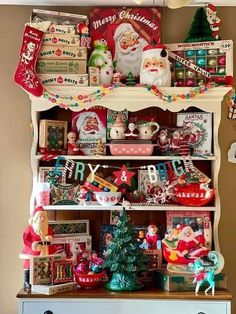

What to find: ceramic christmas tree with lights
left=104, top=208, right=148, bottom=291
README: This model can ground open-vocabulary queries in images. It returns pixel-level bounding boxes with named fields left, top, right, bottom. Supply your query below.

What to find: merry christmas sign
left=89, top=8, right=161, bottom=79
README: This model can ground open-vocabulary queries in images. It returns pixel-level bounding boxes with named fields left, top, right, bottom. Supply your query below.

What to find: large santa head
left=73, top=111, right=105, bottom=141
left=105, top=23, right=147, bottom=77
left=140, top=43, right=171, bottom=87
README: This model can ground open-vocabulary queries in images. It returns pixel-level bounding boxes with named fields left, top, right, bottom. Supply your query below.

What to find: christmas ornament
left=197, top=57, right=206, bottom=67
left=218, top=67, right=225, bottom=75
left=185, top=50, right=195, bottom=57
left=207, top=67, right=216, bottom=74
left=88, top=33, right=114, bottom=85
left=175, top=62, right=182, bottom=68
left=208, top=49, right=218, bottom=55
left=104, top=209, right=148, bottom=291
left=176, top=70, right=184, bottom=79
left=176, top=80, right=184, bottom=87
left=184, top=7, right=216, bottom=43
left=218, top=55, right=226, bottom=66
left=14, top=22, right=51, bottom=97
left=206, top=3, right=221, bottom=40
left=113, top=165, right=135, bottom=187
left=186, top=70, right=195, bottom=79
left=196, top=49, right=206, bottom=56
left=185, top=79, right=195, bottom=87
left=207, top=57, right=217, bottom=67
left=140, top=44, right=171, bottom=87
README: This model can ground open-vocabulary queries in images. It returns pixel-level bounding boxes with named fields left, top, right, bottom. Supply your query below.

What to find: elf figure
left=14, top=21, right=51, bottom=97
left=88, top=34, right=114, bottom=85
left=77, top=22, right=91, bottom=49
left=206, top=4, right=221, bottom=40
left=140, top=44, right=171, bottom=87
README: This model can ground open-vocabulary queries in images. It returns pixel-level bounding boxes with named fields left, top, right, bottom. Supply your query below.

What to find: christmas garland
left=43, top=82, right=216, bottom=108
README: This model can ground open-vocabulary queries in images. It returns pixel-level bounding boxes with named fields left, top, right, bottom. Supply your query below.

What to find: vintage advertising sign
left=89, top=8, right=161, bottom=79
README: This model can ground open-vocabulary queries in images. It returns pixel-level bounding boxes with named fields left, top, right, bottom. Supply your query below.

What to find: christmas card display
left=166, top=210, right=212, bottom=250
left=39, top=119, right=68, bottom=154
left=166, top=40, right=233, bottom=87
left=31, top=282, right=77, bottom=295
left=89, top=8, right=161, bottom=80
left=154, top=270, right=226, bottom=292
left=49, top=220, right=89, bottom=237
left=176, top=112, right=212, bottom=156
left=72, top=106, right=106, bottom=155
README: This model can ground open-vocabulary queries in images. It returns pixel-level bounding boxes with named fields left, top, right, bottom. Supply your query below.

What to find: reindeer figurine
left=189, top=251, right=224, bottom=296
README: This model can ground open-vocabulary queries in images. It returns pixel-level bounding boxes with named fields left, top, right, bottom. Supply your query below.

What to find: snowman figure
left=88, top=34, right=114, bottom=85
left=110, top=116, right=126, bottom=140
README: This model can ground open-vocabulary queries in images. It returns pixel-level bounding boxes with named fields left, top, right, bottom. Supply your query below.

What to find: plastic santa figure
left=169, top=129, right=182, bottom=154
left=176, top=225, right=209, bottom=261
left=105, top=23, right=147, bottom=78
left=19, top=206, right=54, bottom=291
left=206, top=3, right=221, bottom=40
left=88, top=33, right=114, bottom=85
left=156, top=129, right=171, bottom=153
left=140, top=43, right=171, bottom=87
left=124, top=120, right=139, bottom=139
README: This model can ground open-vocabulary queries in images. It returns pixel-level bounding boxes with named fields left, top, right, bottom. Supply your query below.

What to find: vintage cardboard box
left=72, top=106, right=107, bottom=155
left=166, top=40, right=233, bottom=86
left=39, top=74, right=88, bottom=86
left=31, top=282, right=77, bottom=295
left=36, top=60, right=87, bottom=74
left=39, top=119, right=68, bottom=154
left=31, top=8, right=87, bottom=25
left=89, top=67, right=100, bottom=86
left=39, top=46, right=87, bottom=60
left=154, top=269, right=227, bottom=291
left=90, top=8, right=161, bottom=79
left=42, top=34, right=80, bottom=46
left=49, top=219, right=90, bottom=237
left=176, top=112, right=212, bottom=156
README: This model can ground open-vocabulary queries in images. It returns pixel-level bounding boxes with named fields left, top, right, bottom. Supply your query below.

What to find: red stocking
left=14, top=25, right=44, bottom=97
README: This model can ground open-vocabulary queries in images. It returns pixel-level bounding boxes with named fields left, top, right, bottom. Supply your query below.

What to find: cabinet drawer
left=21, top=299, right=230, bottom=314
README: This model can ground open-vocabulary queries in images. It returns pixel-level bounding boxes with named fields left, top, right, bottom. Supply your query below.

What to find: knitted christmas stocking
left=14, top=22, right=50, bottom=97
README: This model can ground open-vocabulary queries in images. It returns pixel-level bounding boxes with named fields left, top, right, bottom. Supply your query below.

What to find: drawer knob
left=44, top=311, right=53, bottom=314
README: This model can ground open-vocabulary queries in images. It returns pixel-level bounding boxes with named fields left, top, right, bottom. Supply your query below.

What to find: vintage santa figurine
left=156, top=129, right=171, bottom=153
left=140, top=43, right=171, bottom=87
left=124, top=120, right=139, bottom=139
left=19, top=206, right=54, bottom=291
left=67, top=131, right=83, bottom=155
left=206, top=3, right=221, bottom=40
left=110, top=115, right=126, bottom=140
left=145, top=224, right=161, bottom=250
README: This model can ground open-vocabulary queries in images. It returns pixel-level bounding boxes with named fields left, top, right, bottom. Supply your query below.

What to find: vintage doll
left=67, top=131, right=82, bottom=155
left=145, top=224, right=161, bottom=250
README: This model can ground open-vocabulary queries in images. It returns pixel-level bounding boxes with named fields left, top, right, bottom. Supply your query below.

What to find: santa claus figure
left=124, top=120, right=139, bottom=139
left=140, top=44, right=171, bottom=87
left=206, top=3, right=221, bottom=40
left=176, top=225, right=209, bottom=261
left=156, top=129, right=171, bottom=153
left=105, top=23, right=147, bottom=78
left=19, top=206, right=54, bottom=291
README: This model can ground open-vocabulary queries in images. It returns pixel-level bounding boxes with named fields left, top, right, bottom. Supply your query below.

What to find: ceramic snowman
left=110, top=116, right=126, bottom=140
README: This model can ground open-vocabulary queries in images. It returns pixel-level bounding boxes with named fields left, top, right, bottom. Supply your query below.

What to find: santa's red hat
left=77, top=22, right=87, bottom=34
left=207, top=3, right=216, bottom=12
left=32, top=206, right=44, bottom=217
left=142, top=43, right=168, bottom=59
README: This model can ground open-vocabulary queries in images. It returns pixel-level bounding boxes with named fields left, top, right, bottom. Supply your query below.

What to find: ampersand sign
left=113, top=164, right=135, bottom=186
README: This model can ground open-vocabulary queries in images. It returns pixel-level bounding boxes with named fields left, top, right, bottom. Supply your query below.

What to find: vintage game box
left=42, top=34, right=80, bottom=46
left=49, top=219, right=90, bottom=237
left=51, top=235, right=92, bottom=259
left=39, top=119, right=68, bottom=154
left=31, top=282, right=77, bottom=295
left=107, top=109, right=128, bottom=140
left=176, top=112, right=212, bottom=156
left=89, top=8, right=161, bottom=79
left=30, top=254, right=66, bottom=285
left=39, top=46, right=87, bottom=60
left=39, top=74, right=88, bottom=86
left=166, top=40, right=233, bottom=86
left=72, top=106, right=107, bottom=155
left=36, top=60, right=87, bottom=74
left=154, top=270, right=227, bottom=292
left=31, top=9, right=88, bottom=25
left=166, top=211, right=212, bottom=250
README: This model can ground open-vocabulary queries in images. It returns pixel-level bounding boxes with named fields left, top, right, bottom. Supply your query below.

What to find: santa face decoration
left=140, top=44, right=171, bottom=87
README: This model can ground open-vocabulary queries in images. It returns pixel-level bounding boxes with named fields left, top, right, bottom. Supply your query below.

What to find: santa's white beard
left=179, top=233, right=195, bottom=242
left=33, top=222, right=48, bottom=236
left=114, top=38, right=147, bottom=77
left=140, top=66, right=171, bottom=87
left=79, top=129, right=101, bottom=141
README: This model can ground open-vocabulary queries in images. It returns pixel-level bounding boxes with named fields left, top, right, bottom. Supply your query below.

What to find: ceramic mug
left=138, top=122, right=160, bottom=140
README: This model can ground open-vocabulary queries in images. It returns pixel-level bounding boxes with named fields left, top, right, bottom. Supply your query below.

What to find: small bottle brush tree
left=104, top=208, right=148, bottom=291
left=126, top=72, right=136, bottom=86
left=185, top=7, right=216, bottom=43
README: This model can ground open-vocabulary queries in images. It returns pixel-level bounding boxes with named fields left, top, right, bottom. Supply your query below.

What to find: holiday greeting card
left=89, top=8, right=161, bottom=79
left=177, top=112, right=212, bottom=156
left=72, top=106, right=107, bottom=155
